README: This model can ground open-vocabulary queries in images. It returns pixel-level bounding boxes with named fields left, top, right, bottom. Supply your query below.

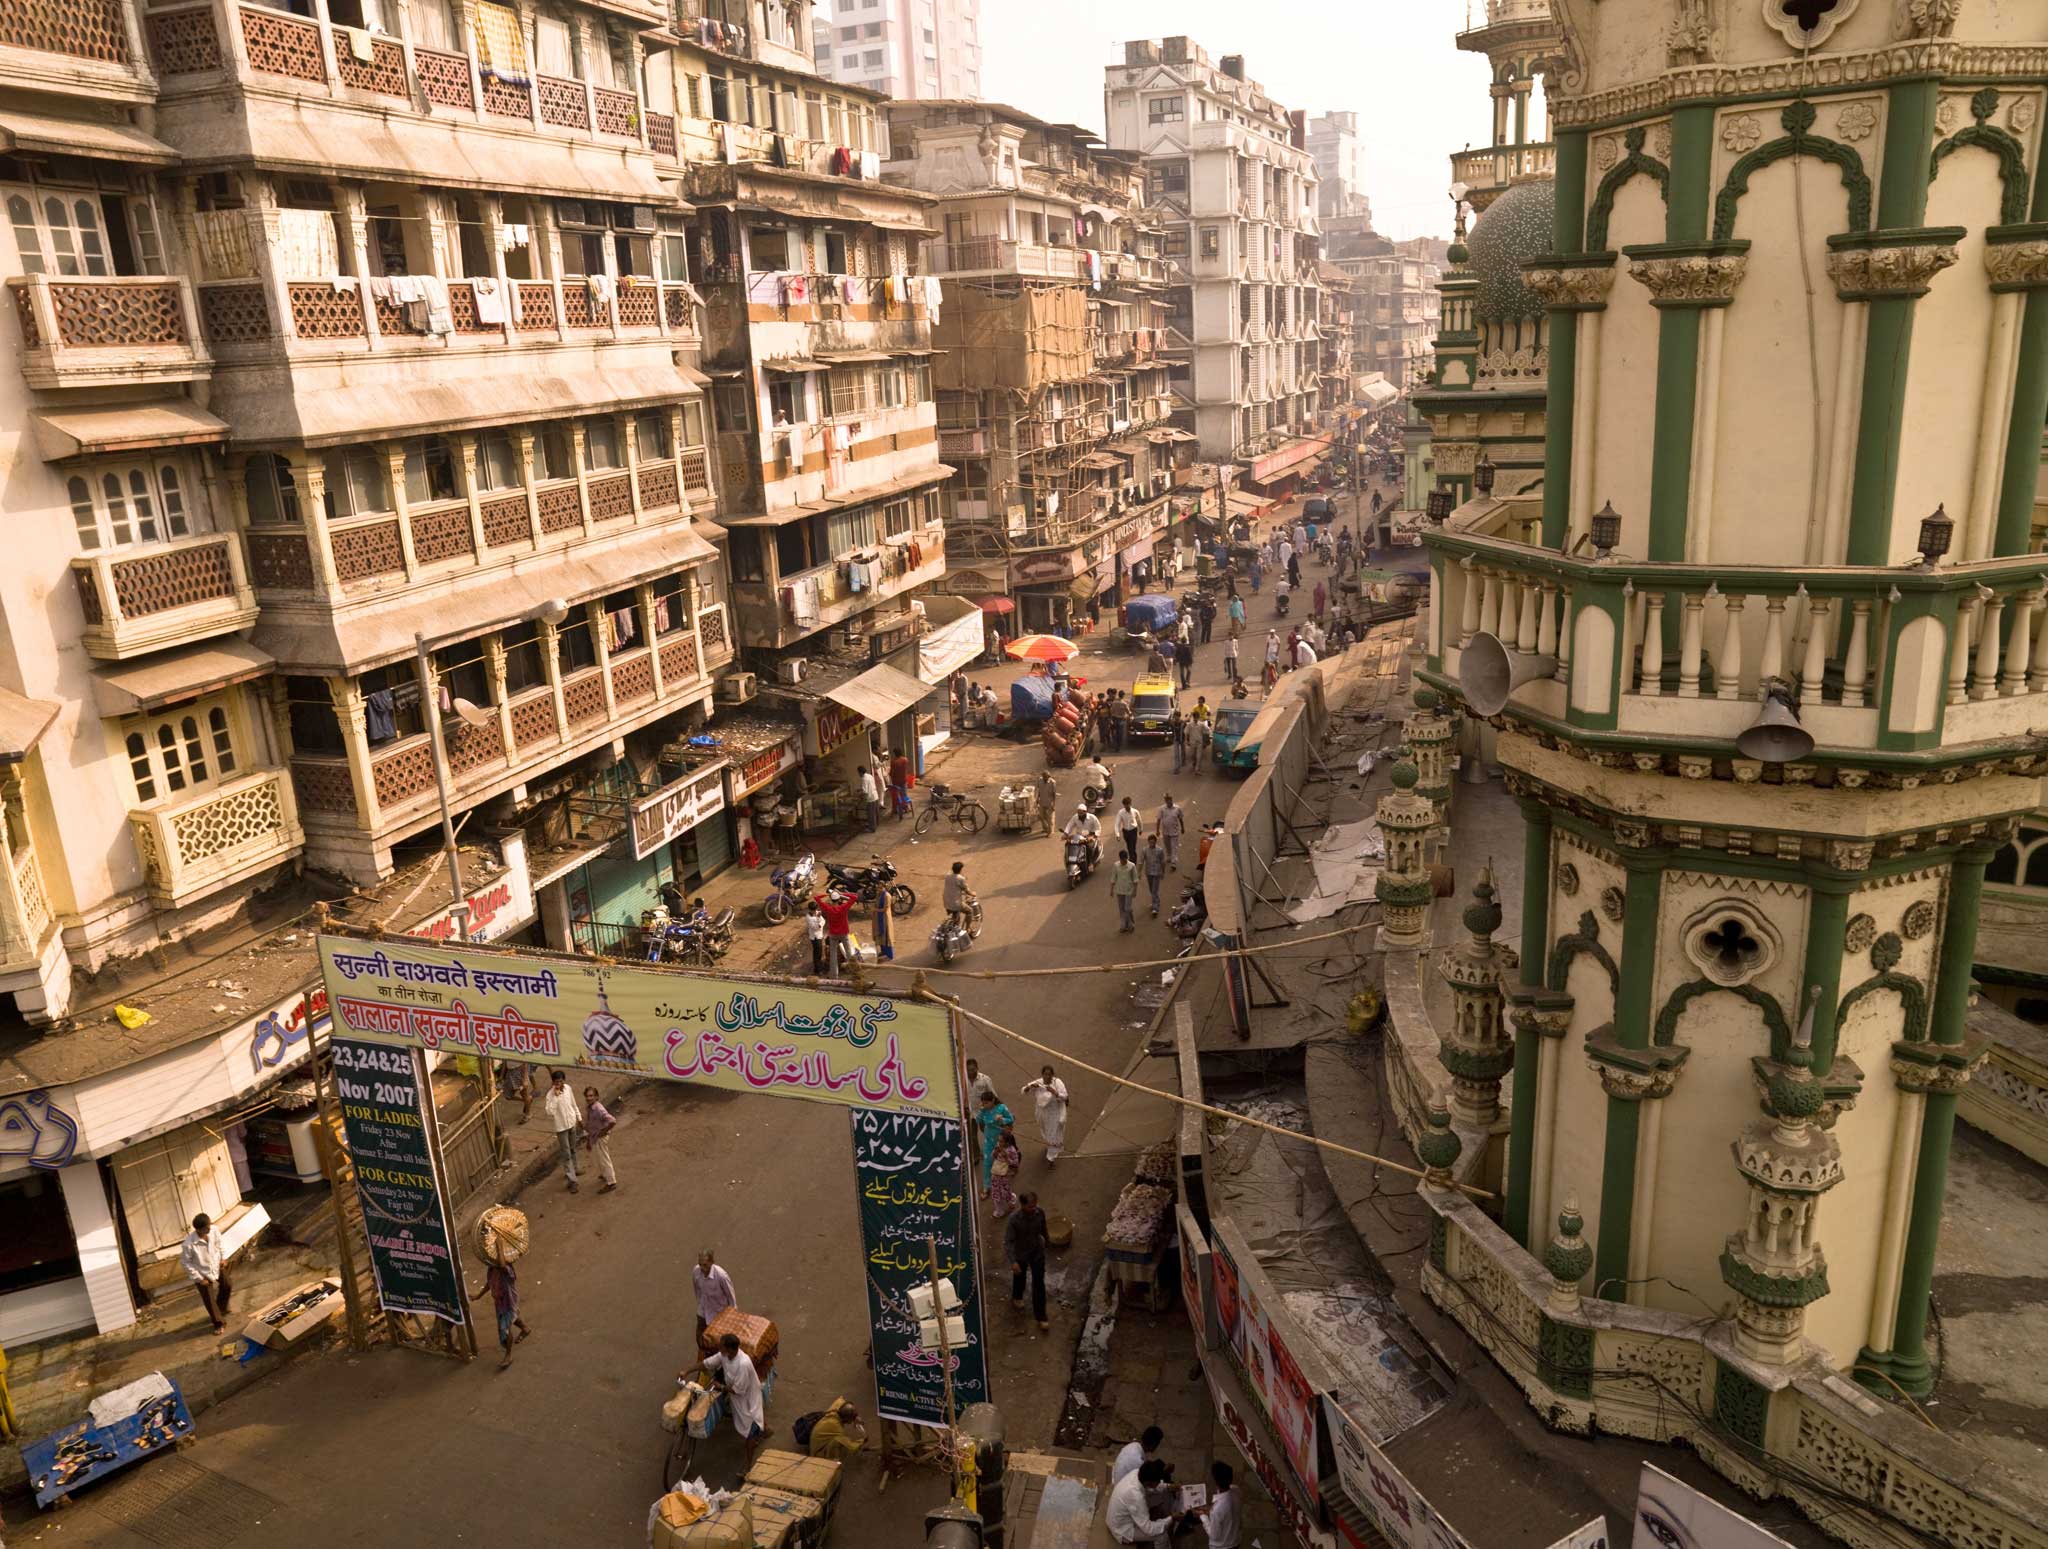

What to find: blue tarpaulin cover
left=1123, top=594, right=1178, bottom=633
left=1010, top=676, right=1056, bottom=722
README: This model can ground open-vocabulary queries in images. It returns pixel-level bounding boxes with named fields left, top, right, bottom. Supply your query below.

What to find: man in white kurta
left=1023, top=1066, right=1070, bottom=1163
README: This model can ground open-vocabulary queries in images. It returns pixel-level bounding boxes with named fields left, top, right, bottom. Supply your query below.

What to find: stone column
left=1591, top=844, right=1665, bottom=1296
left=327, top=677, right=381, bottom=830
left=1987, top=226, right=2048, bottom=555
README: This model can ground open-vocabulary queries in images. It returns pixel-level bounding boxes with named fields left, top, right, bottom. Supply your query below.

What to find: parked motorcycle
left=761, top=852, right=817, bottom=924
left=930, top=898, right=984, bottom=964
left=1168, top=882, right=1208, bottom=958
left=1064, top=835, right=1099, bottom=889
left=641, top=904, right=735, bottom=965
left=824, top=856, right=917, bottom=917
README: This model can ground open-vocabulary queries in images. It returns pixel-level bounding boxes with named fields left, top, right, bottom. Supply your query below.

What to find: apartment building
left=0, top=0, right=772, bottom=1344
left=651, top=30, right=975, bottom=793
left=1341, top=247, right=1440, bottom=388
left=1104, top=37, right=1323, bottom=481
left=882, top=100, right=1191, bottom=634
left=1306, top=110, right=1368, bottom=223
left=809, top=0, right=980, bottom=103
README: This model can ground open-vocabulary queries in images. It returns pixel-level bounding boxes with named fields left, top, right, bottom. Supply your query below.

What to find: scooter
left=1064, top=835, right=1099, bottom=889
left=1081, top=769, right=1116, bottom=813
left=761, top=852, right=817, bottom=923
left=1275, top=585, right=1292, bottom=617
left=1168, top=882, right=1208, bottom=958
left=931, top=898, right=984, bottom=964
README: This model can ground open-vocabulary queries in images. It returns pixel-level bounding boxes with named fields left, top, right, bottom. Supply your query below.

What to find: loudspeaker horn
left=1459, top=631, right=1556, bottom=717
left=1736, top=682, right=1814, bottom=764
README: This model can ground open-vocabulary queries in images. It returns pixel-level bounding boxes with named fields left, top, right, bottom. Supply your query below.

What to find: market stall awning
left=92, top=639, right=275, bottom=717
left=34, top=400, right=229, bottom=461
left=1246, top=437, right=1326, bottom=484
left=1359, top=378, right=1400, bottom=410
left=0, top=107, right=177, bottom=165
left=823, top=662, right=932, bottom=724
left=0, top=688, right=61, bottom=764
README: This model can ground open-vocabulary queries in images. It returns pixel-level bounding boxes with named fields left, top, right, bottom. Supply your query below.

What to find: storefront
left=1009, top=548, right=1091, bottom=635
left=631, top=756, right=733, bottom=887
left=1242, top=435, right=1329, bottom=502
left=914, top=595, right=987, bottom=760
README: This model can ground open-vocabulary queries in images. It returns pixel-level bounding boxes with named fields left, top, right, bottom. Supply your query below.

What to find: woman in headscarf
left=975, top=1089, right=1015, bottom=1198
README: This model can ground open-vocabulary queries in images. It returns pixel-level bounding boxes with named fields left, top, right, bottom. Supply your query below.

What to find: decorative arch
left=1712, top=101, right=1872, bottom=243
left=1837, top=971, right=1930, bottom=1044
left=1585, top=126, right=1669, bottom=252
left=1653, top=978, right=1791, bottom=1054
left=1548, top=908, right=1619, bottom=996
left=1929, top=89, right=2030, bottom=227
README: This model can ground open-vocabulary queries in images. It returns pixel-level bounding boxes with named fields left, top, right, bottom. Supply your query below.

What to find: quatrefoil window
left=1761, top=0, right=1860, bottom=49
left=1703, top=917, right=1762, bottom=975
left=1682, top=898, right=1781, bottom=988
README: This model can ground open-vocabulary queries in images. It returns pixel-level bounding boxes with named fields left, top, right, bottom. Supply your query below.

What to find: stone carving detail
left=168, top=776, right=288, bottom=867
left=1900, top=898, right=1936, bottom=939
left=1556, top=862, right=1580, bottom=897
left=1843, top=913, right=1876, bottom=955
left=1594, top=135, right=1620, bottom=171
left=1476, top=345, right=1548, bottom=382
left=1432, top=441, right=1478, bottom=477
left=1984, top=235, right=2048, bottom=290
left=1652, top=123, right=1673, bottom=160
left=1668, top=0, right=1721, bottom=66
left=1826, top=838, right=1875, bottom=872
left=1896, top=0, right=1961, bottom=39
left=1721, top=113, right=1763, bottom=152
left=1626, top=250, right=1750, bottom=306
left=1835, top=100, right=1878, bottom=141
left=1762, top=0, right=1862, bottom=49
left=1935, top=96, right=1960, bottom=134
left=1682, top=900, right=1779, bottom=988
left=1600, top=885, right=1626, bottom=924
left=2012, top=97, right=2039, bottom=134
left=1975, top=1061, right=2048, bottom=1119
left=1825, top=239, right=1959, bottom=299
left=1523, top=264, right=1617, bottom=309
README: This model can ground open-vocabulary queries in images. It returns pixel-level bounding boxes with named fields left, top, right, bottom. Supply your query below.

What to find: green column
left=1644, top=106, right=1713, bottom=571
left=1887, top=845, right=1992, bottom=1396
left=1801, top=872, right=1853, bottom=1070
left=1541, top=133, right=1589, bottom=552
left=1504, top=800, right=1553, bottom=1245
left=1992, top=154, right=2048, bottom=556
left=1593, top=858, right=1662, bottom=1296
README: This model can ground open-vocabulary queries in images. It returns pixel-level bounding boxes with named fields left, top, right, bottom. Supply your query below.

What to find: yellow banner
left=316, top=936, right=958, bottom=1119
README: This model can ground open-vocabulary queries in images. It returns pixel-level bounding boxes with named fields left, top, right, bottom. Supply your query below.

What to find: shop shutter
left=692, top=810, right=733, bottom=881
left=115, top=1124, right=237, bottom=1259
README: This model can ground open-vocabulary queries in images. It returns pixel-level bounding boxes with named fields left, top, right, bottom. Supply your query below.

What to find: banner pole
left=309, top=1038, right=370, bottom=1351
left=926, top=1236, right=962, bottom=1497
left=412, top=1047, right=478, bottom=1362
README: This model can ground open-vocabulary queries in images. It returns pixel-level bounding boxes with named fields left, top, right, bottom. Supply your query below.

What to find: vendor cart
left=997, top=783, right=1040, bottom=832
left=661, top=1310, right=781, bottom=1490
left=24, top=1375, right=195, bottom=1510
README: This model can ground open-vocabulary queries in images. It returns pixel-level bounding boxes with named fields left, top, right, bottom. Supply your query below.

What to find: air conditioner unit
left=776, top=658, right=807, bottom=685
left=717, top=671, right=758, bottom=703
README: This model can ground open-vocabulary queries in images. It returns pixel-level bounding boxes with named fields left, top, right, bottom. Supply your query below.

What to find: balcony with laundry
left=723, top=494, right=945, bottom=652
left=283, top=570, right=730, bottom=877
left=670, top=0, right=812, bottom=75
left=183, top=173, right=702, bottom=445
left=235, top=402, right=720, bottom=679
left=144, top=0, right=668, bottom=205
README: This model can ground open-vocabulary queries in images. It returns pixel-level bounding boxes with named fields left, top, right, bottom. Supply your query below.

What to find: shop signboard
left=1211, top=1221, right=1319, bottom=1507
left=1177, top=1204, right=1212, bottom=1350
left=246, top=985, right=331, bottom=1075
left=317, top=937, right=960, bottom=1119
left=406, top=854, right=537, bottom=945
left=630, top=760, right=729, bottom=860
left=814, top=702, right=867, bottom=757
left=0, top=1089, right=80, bottom=1173
left=1207, top=1367, right=1335, bottom=1549
left=1321, top=1396, right=1470, bottom=1549
left=1010, top=551, right=1085, bottom=587
left=849, top=1108, right=990, bottom=1429
left=732, top=737, right=801, bottom=798
left=330, top=1037, right=466, bottom=1325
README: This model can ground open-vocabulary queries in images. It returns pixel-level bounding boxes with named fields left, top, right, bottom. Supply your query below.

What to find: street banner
left=850, top=1108, right=990, bottom=1428
left=331, top=1038, right=466, bottom=1325
left=1322, top=1395, right=1471, bottom=1549
left=1631, top=1465, right=1793, bottom=1549
left=317, top=936, right=958, bottom=1118
left=1211, top=1221, right=1319, bottom=1508
left=1548, top=1520, right=1611, bottom=1549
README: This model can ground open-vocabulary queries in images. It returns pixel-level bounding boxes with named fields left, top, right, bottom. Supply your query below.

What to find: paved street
left=1, top=489, right=1408, bottom=1548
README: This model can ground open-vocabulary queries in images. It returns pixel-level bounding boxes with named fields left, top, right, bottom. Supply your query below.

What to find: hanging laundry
left=499, top=222, right=530, bottom=255
left=718, top=123, right=737, bottom=164
left=472, top=1, right=527, bottom=84
left=471, top=276, right=506, bottom=325
left=858, top=150, right=880, bottom=180
left=419, top=274, right=453, bottom=335
left=364, top=689, right=397, bottom=744
left=341, top=24, right=373, bottom=60
left=841, top=275, right=859, bottom=305
left=274, top=207, right=340, bottom=280
left=831, top=146, right=853, bottom=176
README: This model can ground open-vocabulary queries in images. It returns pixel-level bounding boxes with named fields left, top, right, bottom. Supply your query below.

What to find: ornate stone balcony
left=0, top=837, right=58, bottom=979
left=128, top=766, right=303, bottom=909
left=72, top=533, right=258, bottom=661
left=1451, top=143, right=1556, bottom=212
left=7, top=275, right=211, bottom=390
left=1427, top=531, right=2048, bottom=764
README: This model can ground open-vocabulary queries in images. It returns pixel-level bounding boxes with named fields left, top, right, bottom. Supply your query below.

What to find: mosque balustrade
left=1427, top=532, right=2048, bottom=760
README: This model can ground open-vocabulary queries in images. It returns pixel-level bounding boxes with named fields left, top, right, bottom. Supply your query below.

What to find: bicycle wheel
left=962, top=802, right=990, bottom=834
left=664, top=1427, right=692, bottom=1492
left=913, top=805, right=938, bottom=836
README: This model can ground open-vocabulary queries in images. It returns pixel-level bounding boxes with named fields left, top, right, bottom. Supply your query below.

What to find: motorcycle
left=931, top=898, right=984, bottom=964
left=1168, top=883, right=1208, bottom=958
left=1275, top=585, right=1292, bottom=617
left=1064, top=835, right=1099, bottom=889
left=761, top=852, right=817, bottom=924
left=824, top=856, right=917, bottom=917
left=1080, top=769, right=1115, bottom=813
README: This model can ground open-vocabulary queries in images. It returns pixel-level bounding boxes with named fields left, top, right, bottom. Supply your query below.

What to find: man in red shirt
left=814, top=892, right=855, bottom=977
left=887, top=750, right=913, bottom=818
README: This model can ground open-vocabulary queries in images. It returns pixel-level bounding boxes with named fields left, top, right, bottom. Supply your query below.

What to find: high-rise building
left=809, top=0, right=981, bottom=102
left=1104, top=38, right=1323, bottom=477
left=1307, top=110, right=1369, bottom=222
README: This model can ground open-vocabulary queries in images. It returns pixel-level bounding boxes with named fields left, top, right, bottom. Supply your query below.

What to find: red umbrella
left=976, top=596, right=1016, bottom=614
left=1005, top=633, right=1081, bottom=662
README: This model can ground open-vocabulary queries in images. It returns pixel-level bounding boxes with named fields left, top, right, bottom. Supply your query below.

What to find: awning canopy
left=813, top=349, right=891, bottom=363
left=761, top=357, right=828, bottom=373
left=1359, top=378, right=1400, bottom=409
left=92, top=639, right=275, bottom=717
left=34, top=400, right=229, bottom=462
left=0, top=108, right=177, bottom=166
left=0, top=688, right=61, bottom=764
left=823, top=662, right=932, bottom=724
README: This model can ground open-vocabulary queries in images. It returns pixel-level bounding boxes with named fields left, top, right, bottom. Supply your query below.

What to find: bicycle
left=912, top=782, right=989, bottom=836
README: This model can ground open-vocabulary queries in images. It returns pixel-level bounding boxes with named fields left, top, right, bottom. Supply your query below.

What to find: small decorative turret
left=1417, top=1099, right=1463, bottom=1187
left=1405, top=688, right=1456, bottom=824
left=1542, top=1194, right=1592, bottom=1314
left=1438, top=866, right=1514, bottom=1128
left=1720, top=996, right=1843, bottom=1366
left=1375, top=756, right=1439, bottom=949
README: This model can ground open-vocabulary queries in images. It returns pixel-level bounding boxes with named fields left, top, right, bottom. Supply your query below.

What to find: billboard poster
left=330, top=1038, right=465, bottom=1325
left=1177, top=1205, right=1210, bottom=1350
left=1212, top=1226, right=1318, bottom=1507
left=1631, top=1465, right=1794, bottom=1549
left=849, top=1108, right=990, bottom=1428
left=1322, top=1396, right=1470, bottom=1549
left=317, top=936, right=958, bottom=1119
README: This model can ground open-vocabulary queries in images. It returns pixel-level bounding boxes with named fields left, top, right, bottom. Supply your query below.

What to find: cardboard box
left=743, top=1450, right=841, bottom=1507
left=742, top=1486, right=825, bottom=1548
left=238, top=1277, right=345, bottom=1349
left=652, top=1493, right=752, bottom=1549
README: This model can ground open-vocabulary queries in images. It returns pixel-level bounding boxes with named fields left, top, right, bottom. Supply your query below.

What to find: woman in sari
left=988, top=1125, right=1023, bottom=1219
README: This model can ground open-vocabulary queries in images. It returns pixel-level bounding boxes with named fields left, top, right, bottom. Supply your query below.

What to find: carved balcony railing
left=7, top=275, right=210, bottom=389
left=129, top=766, right=304, bottom=908
left=1426, top=532, right=2048, bottom=760
left=0, top=840, right=56, bottom=974
left=72, top=533, right=258, bottom=660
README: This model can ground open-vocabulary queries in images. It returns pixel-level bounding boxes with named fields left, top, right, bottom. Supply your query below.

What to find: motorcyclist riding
left=1063, top=804, right=1102, bottom=868
left=943, top=861, right=976, bottom=929
left=1083, top=757, right=1114, bottom=803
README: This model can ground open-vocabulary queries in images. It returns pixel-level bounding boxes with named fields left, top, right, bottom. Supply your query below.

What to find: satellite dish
left=450, top=696, right=494, bottom=729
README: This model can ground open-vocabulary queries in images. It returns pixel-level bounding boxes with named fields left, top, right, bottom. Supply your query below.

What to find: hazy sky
left=977, top=0, right=1493, bottom=241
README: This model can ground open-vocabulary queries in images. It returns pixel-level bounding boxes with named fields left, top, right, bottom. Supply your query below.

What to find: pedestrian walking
left=582, top=1085, right=618, bottom=1193
left=1313, top=579, right=1327, bottom=618
left=1288, top=627, right=1302, bottom=670
left=700, top=1331, right=771, bottom=1467
left=804, top=899, right=827, bottom=975
left=693, top=1249, right=738, bottom=1342
left=976, top=1089, right=1015, bottom=1198
left=1222, top=634, right=1239, bottom=683
left=965, top=1058, right=998, bottom=1180
left=180, top=1213, right=231, bottom=1332
left=988, top=1123, right=1022, bottom=1217
left=1199, top=596, right=1216, bottom=644
left=1141, top=833, right=1167, bottom=915
left=1177, top=643, right=1193, bottom=688
left=498, top=1061, right=533, bottom=1125
left=471, top=1258, right=530, bottom=1370
left=1287, top=551, right=1301, bottom=589
left=1169, top=707, right=1186, bottom=774
left=1227, top=594, right=1245, bottom=636
left=1038, top=769, right=1060, bottom=836
left=1022, top=1065, right=1069, bottom=1162
left=1265, top=629, right=1281, bottom=673
left=889, top=749, right=913, bottom=818
left=814, top=891, right=855, bottom=976
left=1114, top=796, right=1142, bottom=862
left=872, top=886, right=895, bottom=962
left=544, top=1068, right=581, bottom=1193
left=1156, top=795, right=1185, bottom=869
left=1110, top=854, right=1139, bottom=931
left=1192, top=714, right=1211, bottom=771
left=859, top=764, right=881, bottom=832
left=1007, top=1191, right=1051, bottom=1332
